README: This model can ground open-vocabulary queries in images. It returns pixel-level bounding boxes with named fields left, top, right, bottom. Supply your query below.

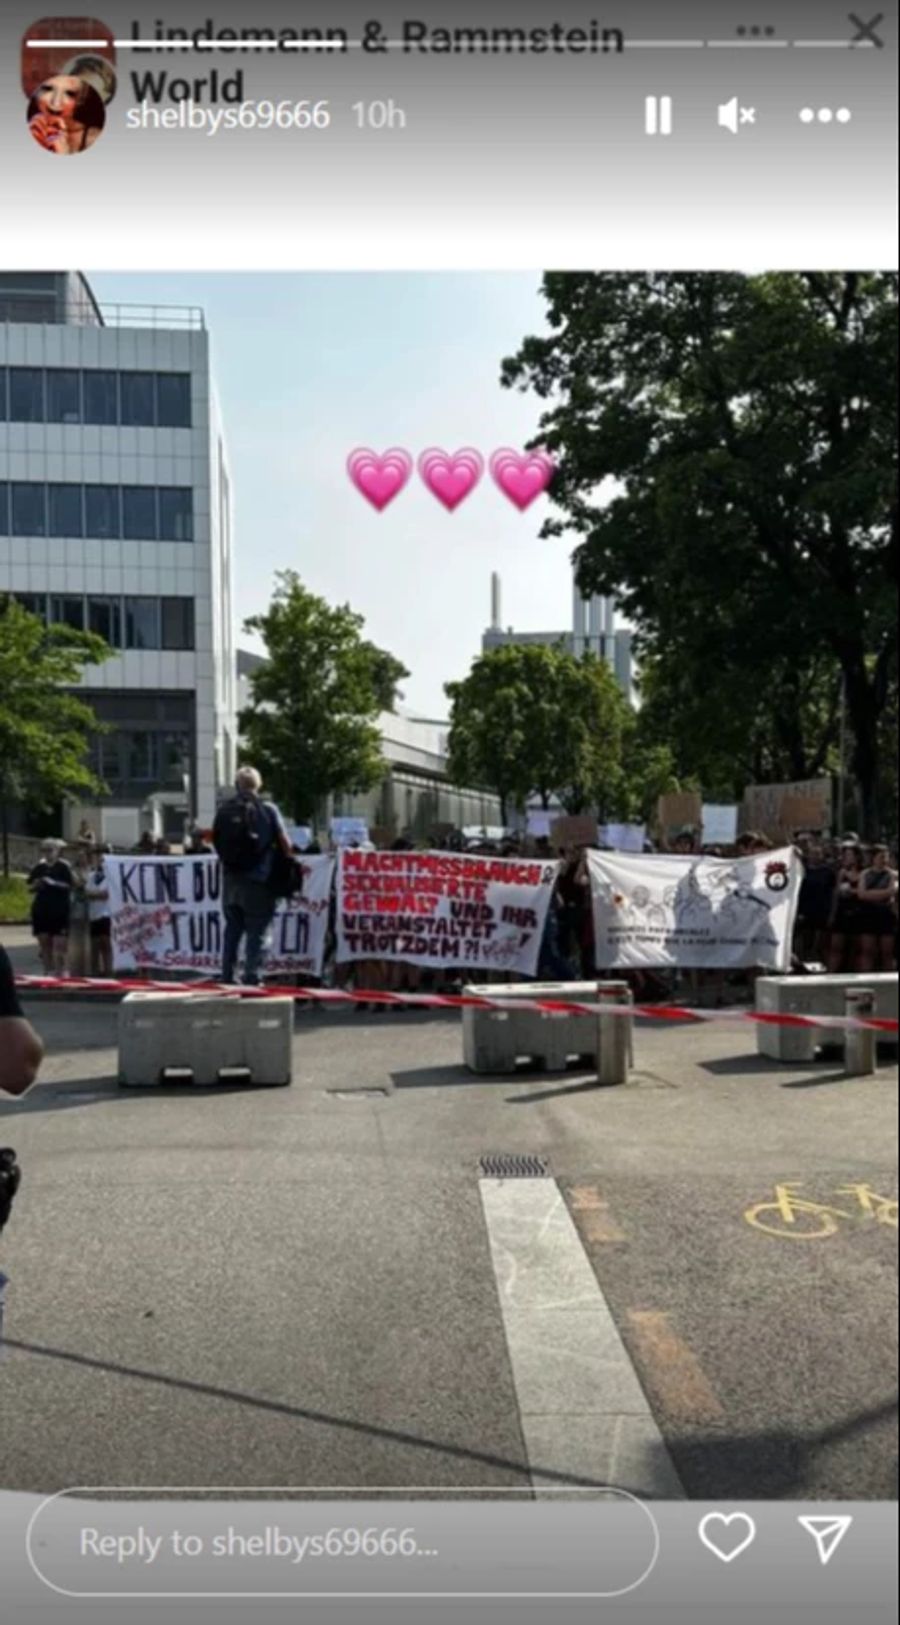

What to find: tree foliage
left=0, top=597, right=112, bottom=866
left=502, top=272, right=898, bottom=833
left=445, top=643, right=628, bottom=818
left=240, top=572, right=410, bottom=822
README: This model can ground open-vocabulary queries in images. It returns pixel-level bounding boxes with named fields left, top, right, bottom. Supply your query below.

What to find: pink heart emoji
left=418, top=448, right=484, bottom=512
left=490, top=447, right=557, bottom=511
left=347, top=447, right=413, bottom=512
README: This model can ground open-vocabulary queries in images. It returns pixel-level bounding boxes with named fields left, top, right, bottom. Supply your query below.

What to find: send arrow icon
left=798, top=1516, right=854, bottom=1566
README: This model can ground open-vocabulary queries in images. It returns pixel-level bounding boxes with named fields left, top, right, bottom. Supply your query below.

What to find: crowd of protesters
left=19, top=802, right=898, bottom=995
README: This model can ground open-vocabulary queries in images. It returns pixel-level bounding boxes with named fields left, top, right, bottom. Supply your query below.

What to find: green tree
left=0, top=596, right=112, bottom=873
left=240, top=572, right=410, bottom=822
left=502, top=272, right=898, bottom=834
left=444, top=643, right=627, bottom=821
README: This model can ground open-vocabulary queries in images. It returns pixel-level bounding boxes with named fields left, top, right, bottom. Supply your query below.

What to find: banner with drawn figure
left=103, top=854, right=335, bottom=978
left=586, top=847, right=802, bottom=970
left=336, top=848, right=559, bottom=975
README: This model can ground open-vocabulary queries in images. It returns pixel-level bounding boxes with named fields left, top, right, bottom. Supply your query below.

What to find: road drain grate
left=479, top=1153, right=551, bottom=1179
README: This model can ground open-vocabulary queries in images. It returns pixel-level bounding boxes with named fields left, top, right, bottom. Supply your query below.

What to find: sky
left=91, top=272, right=577, bottom=717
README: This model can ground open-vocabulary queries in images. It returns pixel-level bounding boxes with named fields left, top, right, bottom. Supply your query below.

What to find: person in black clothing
left=796, top=840, right=837, bottom=964
left=0, top=945, right=43, bottom=1097
left=27, top=839, right=73, bottom=976
left=214, top=766, right=294, bottom=985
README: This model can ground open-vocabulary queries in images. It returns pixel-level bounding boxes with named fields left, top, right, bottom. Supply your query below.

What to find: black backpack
left=213, top=794, right=272, bottom=873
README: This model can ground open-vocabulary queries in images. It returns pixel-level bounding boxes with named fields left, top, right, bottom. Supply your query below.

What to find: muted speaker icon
left=718, top=97, right=757, bottom=133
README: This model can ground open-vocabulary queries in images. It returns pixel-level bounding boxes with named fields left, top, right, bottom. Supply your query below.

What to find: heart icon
left=418, top=447, right=484, bottom=511
left=698, top=1513, right=757, bottom=1564
left=347, top=447, right=413, bottom=512
left=489, top=447, right=556, bottom=511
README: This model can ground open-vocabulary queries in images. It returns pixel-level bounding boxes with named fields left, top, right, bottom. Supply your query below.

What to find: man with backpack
left=213, top=766, right=296, bottom=985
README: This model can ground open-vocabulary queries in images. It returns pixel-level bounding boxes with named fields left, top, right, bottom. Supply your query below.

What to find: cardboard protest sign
left=550, top=815, right=597, bottom=850
left=657, top=792, right=703, bottom=836
left=702, top=805, right=739, bottom=846
left=526, top=810, right=554, bottom=839
left=741, top=779, right=832, bottom=840
left=587, top=847, right=801, bottom=971
left=336, top=848, right=558, bottom=975
left=104, top=854, right=335, bottom=978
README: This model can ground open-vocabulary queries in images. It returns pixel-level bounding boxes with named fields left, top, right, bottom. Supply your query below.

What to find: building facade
left=0, top=272, right=236, bottom=843
left=482, top=569, right=634, bottom=702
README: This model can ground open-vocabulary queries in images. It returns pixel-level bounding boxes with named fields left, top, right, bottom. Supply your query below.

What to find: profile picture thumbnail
left=22, top=17, right=116, bottom=156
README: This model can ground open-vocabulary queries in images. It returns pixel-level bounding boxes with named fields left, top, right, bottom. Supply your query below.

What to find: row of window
left=13, top=591, right=196, bottom=651
left=0, top=367, right=192, bottom=428
left=90, top=728, right=192, bottom=788
left=0, top=482, right=193, bottom=540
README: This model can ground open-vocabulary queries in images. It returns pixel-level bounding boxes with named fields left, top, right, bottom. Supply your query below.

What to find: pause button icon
left=645, top=95, right=674, bottom=135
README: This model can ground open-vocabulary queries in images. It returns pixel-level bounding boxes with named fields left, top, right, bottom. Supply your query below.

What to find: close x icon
left=849, top=12, right=886, bottom=46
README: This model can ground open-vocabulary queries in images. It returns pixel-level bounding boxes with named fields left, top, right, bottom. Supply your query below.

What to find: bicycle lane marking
left=744, top=1180, right=900, bottom=1239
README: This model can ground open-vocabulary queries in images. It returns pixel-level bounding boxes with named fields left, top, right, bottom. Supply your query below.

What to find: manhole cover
left=479, top=1153, right=551, bottom=1179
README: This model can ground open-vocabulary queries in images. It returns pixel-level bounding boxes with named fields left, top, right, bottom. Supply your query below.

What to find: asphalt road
left=1, top=993, right=897, bottom=1501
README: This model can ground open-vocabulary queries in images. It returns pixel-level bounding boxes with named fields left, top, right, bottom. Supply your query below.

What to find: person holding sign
left=214, top=767, right=295, bottom=986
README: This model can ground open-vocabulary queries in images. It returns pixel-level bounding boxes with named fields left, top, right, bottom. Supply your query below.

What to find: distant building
left=482, top=568, right=634, bottom=702
left=0, top=271, right=236, bottom=844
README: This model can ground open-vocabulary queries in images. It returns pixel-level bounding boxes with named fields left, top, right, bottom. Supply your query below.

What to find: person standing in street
left=214, top=766, right=294, bottom=985
left=0, top=944, right=43, bottom=1096
left=27, top=839, right=73, bottom=976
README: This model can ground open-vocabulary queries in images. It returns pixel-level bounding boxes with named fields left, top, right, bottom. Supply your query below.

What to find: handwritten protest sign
left=599, top=823, right=647, bottom=853
left=330, top=817, right=370, bottom=848
left=336, top=848, right=558, bottom=974
left=657, top=792, right=703, bottom=837
left=741, top=779, right=832, bottom=840
left=104, top=854, right=335, bottom=978
left=702, top=805, right=739, bottom=846
left=550, top=815, right=597, bottom=850
left=586, top=847, right=801, bottom=970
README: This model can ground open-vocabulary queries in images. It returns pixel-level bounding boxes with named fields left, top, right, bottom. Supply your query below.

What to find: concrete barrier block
left=462, top=983, right=621, bottom=1075
left=118, top=994, right=293, bottom=1087
left=755, top=973, right=898, bottom=1062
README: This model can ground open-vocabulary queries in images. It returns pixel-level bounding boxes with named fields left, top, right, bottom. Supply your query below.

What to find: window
left=8, top=368, right=44, bottom=421
left=125, top=597, right=161, bottom=649
left=14, top=593, right=46, bottom=620
left=47, top=484, right=84, bottom=537
left=161, top=597, right=195, bottom=650
left=84, top=485, right=121, bottom=539
left=11, top=483, right=46, bottom=536
left=122, top=486, right=158, bottom=540
left=0, top=483, right=7, bottom=534
left=156, top=373, right=192, bottom=428
left=82, top=370, right=118, bottom=425
left=125, top=731, right=158, bottom=782
left=87, top=596, right=122, bottom=646
left=0, top=369, right=7, bottom=421
left=160, top=731, right=190, bottom=787
left=49, top=596, right=85, bottom=631
left=46, top=369, right=81, bottom=424
left=119, top=371, right=155, bottom=426
left=158, top=487, right=193, bottom=541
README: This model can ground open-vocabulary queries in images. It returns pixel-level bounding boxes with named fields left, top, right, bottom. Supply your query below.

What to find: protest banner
left=104, top=854, right=335, bottom=978
left=741, top=779, right=832, bottom=840
left=656, top=791, right=703, bottom=837
left=702, top=805, right=739, bottom=847
left=330, top=816, right=370, bottom=848
left=550, top=814, right=597, bottom=850
left=599, top=823, right=647, bottom=853
left=336, top=847, right=558, bottom=974
left=586, top=847, right=802, bottom=970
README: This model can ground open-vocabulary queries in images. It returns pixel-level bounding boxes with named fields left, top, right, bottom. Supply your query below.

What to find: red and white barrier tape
left=14, top=974, right=899, bottom=1034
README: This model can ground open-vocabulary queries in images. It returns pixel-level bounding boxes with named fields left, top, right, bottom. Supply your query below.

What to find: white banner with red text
left=336, top=847, right=559, bottom=975
left=103, top=854, right=335, bottom=978
left=586, top=847, right=802, bottom=970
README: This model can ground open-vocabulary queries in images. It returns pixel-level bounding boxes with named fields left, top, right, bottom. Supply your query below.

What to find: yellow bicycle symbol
left=745, top=1183, right=899, bottom=1240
